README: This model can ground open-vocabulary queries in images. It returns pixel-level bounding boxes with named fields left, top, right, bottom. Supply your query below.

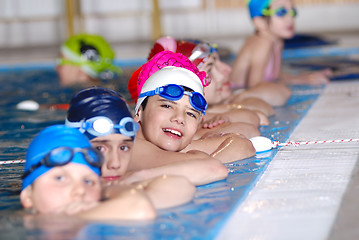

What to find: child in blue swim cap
left=56, top=33, right=122, bottom=88
left=66, top=87, right=198, bottom=209
left=66, top=87, right=139, bottom=181
left=20, top=125, right=156, bottom=220
left=230, top=0, right=332, bottom=89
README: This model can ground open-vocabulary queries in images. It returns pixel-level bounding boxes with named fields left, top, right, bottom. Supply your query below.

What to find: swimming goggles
left=66, top=116, right=139, bottom=138
left=138, top=84, right=207, bottom=115
left=22, top=147, right=103, bottom=179
left=56, top=58, right=122, bottom=78
left=189, top=42, right=218, bottom=86
left=262, top=7, right=297, bottom=18
left=188, top=43, right=216, bottom=62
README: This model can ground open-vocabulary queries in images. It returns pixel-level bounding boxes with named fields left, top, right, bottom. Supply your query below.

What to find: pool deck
left=216, top=81, right=359, bottom=240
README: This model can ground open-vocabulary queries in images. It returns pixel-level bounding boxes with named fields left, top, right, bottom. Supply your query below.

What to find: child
left=56, top=33, right=122, bottom=88
left=144, top=36, right=277, bottom=123
left=65, top=87, right=227, bottom=186
left=230, top=0, right=332, bottom=89
left=20, top=125, right=156, bottom=220
left=131, top=51, right=255, bottom=165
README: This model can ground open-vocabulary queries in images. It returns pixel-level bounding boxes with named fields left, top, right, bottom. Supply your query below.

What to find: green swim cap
left=60, top=33, right=122, bottom=79
left=247, top=0, right=273, bottom=18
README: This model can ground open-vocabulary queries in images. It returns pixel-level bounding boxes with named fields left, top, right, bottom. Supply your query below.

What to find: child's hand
left=202, top=115, right=229, bottom=129
left=303, top=68, right=333, bottom=85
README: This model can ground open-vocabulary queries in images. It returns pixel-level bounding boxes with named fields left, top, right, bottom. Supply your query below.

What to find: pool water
left=0, top=66, right=323, bottom=239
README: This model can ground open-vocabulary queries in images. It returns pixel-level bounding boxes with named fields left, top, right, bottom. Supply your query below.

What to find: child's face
left=56, top=55, right=94, bottom=87
left=21, top=163, right=101, bottom=215
left=91, top=134, right=134, bottom=182
left=200, top=52, right=233, bottom=105
left=56, top=64, right=82, bottom=87
left=268, top=0, right=296, bottom=39
left=137, top=94, right=202, bottom=152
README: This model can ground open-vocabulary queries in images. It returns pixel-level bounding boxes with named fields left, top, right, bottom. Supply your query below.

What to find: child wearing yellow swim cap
left=56, top=33, right=122, bottom=88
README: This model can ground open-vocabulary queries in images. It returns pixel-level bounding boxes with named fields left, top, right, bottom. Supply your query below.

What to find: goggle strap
left=65, top=119, right=86, bottom=133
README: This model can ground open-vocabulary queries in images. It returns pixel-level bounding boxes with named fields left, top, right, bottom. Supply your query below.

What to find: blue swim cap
left=66, top=87, right=137, bottom=140
left=22, top=125, right=101, bottom=190
left=248, top=0, right=273, bottom=18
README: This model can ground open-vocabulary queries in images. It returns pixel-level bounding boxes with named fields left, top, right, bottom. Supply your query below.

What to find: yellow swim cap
left=59, top=33, right=122, bottom=79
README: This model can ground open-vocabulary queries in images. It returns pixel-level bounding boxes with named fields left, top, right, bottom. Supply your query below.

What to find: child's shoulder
left=242, top=35, right=273, bottom=54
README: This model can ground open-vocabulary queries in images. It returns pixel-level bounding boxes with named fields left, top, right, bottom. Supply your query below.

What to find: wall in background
left=0, top=0, right=358, bottom=49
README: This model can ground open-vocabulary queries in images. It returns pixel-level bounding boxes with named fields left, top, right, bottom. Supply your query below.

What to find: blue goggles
left=66, top=116, right=139, bottom=138
left=22, top=147, right=103, bottom=179
left=138, top=84, right=207, bottom=115
left=262, top=7, right=297, bottom=18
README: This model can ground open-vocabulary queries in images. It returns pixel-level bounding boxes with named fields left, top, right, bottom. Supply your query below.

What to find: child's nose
left=171, top=110, right=185, bottom=125
left=106, top=151, right=122, bottom=170
left=73, top=182, right=86, bottom=198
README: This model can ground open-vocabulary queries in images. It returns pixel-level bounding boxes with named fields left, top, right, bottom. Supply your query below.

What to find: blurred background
left=0, top=0, right=358, bottom=64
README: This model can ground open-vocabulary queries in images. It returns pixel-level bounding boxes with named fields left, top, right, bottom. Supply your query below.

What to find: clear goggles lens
left=84, top=116, right=138, bottom=137
left=22, top=147, right=103, bottom=179
left=66, top=116, right=139, bottom=138
left=139, top=84, right=207, bottom=114
left=263, top=7, right=297, bottom=18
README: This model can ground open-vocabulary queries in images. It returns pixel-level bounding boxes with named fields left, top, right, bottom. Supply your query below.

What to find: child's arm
left=77, top=188, right=156, bottom=221
left=128, top=139, right=228, bottom=185
left=122, top=156, right=228, bottom=186
left=185, top=133, right=256, bottom=163
left=230, top=39, right=252, bottom=88
left=230, top=82, right=291, bottom=107
left=279, top=69, right=332, bottom=85
left=142, top=175, right=195, bottom=209
left=228, top=97, right=274, bottom=116
left=195, top=121, right=260, bottom=140
left=104, top=175, right=196, bottom=209
left=203, top=109, right=260, bottom=127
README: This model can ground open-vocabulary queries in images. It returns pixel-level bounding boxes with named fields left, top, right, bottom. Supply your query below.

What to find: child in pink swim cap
left=128, top=51, right=207, bottom=103
left=128, top=52, right=256, bottom=169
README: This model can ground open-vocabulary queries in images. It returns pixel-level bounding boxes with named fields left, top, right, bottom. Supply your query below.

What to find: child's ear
left=20, top=187, right=34, bottom=209
left=253, top=17, right=269, bottom=32
left=134, top=108, right=142, bottom=123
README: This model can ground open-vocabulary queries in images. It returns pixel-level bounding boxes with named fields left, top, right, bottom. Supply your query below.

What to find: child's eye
left=187, top=112, right=197, bottom=119
left=54, top=175, right=66, bottom=182
left=160, top=104, right=172, bottom=109
left=94, top=145, right=105, bottom=152
left=120, top=145, right=130, bottom=151
left=84, top=178, right=96, bottom=186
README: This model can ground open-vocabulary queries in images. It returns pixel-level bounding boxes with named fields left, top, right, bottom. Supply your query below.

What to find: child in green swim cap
left=230, top=0, right=332, bottom=88
left=56, top=33, right=122, bottom=87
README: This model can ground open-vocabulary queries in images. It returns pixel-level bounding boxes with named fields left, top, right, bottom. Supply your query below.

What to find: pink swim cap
left=136, top=51, right=207, bottom=98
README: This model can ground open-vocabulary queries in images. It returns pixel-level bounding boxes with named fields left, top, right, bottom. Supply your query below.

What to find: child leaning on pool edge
left=130, top=51, right=255, bottom=167
left=56, top=33, right=122, bottom=88
left=65, top=87, right=228, bottom=186
left=20, top=125, right=156, bottom=220
left=230, top=0, right=332, bottom=88
left=143, top=36, right=285, bottom=125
